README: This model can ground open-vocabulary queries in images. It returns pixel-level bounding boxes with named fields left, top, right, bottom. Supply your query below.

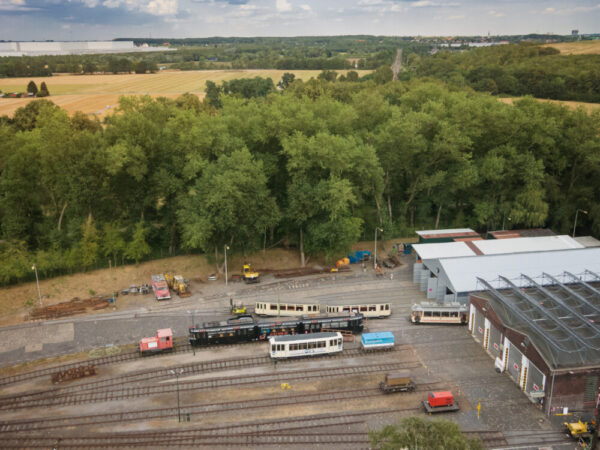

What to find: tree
left=278, top=72, right=295, bottom=89
left=37, top=81, right=50, bottom=97
left=178, top=149, right=280, bottom=265
left=204, top=80, right=222, bottom=109
left=125, top=220, right=151, bottom=264
left=134, top=60, right=148, bottom=74
left=369, top=417, right=484, bottom=450
left=102, top=222, right=125, bottom=267
left=82, top=61, right=97, bottom=74
left=79, top=216, right=100, bottom=271
left=317, top=70, right=338, bottom=82
left=27, top=80, right=38, bottom=96
left=373, top=65, right=394, bottom=84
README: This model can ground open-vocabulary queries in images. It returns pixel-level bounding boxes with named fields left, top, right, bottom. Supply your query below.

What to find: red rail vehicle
left=139, top=328, right=173, bottom=355
left=423, top=391, right=460, bottom=413
left=151, top=274, right=171, bottom=301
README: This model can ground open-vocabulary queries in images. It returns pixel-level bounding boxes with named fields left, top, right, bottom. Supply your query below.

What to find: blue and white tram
left=269, top=332, right=343, bottom=359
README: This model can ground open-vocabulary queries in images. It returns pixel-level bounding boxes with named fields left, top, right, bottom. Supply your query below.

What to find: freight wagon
left=361, top=332, right=395, bottom=351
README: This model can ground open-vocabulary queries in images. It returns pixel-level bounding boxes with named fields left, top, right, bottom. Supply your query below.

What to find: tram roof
left=412, top=302, right=468, bottom=312
left=425, top=247, right=600, bottom=294
left=269, top=332, right=340, bottom=342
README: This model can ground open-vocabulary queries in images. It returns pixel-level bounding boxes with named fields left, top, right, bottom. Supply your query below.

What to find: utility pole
left=31, top=265, right=42, bottom=308
left=224, top=245, right=229, bottom=286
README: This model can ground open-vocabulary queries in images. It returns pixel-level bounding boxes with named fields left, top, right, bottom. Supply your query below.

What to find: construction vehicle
left=242, top=264, right=260, bottom=283
left=564, top=419, right=595, bottom=440
left=422, top=391, right=460, bottom=413
left=231, top=303, right=247, bottom=315
left=164, top=273, right=175, bottom=289
left=172, top=275, right=191, bottom=298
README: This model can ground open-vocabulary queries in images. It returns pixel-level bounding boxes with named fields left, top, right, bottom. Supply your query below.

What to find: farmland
left=498, top=97, right=600, bottom=113
left=545, top=40, right=600, bottom=55
left=0, top=69, right=368, bottom=116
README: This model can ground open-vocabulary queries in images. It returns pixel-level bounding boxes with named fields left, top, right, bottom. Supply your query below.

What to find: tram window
left=385, top=304, right=390, bottom=310
left=318, top=341, right=325, bottom=348
left=343, top=307, right=350, bottom=312
left=290, top=344, right=297, bottom=351
left=424, top=311, right=432, bottom=317
left=297, top=306, right=303, bottom=311
left=302, top=343, right=308, bottom=350
left=272, top=345, right=276, bottom=352
left=442, top=312, right=450, bottom=317
left=434, top=312, right=441, bottom=317
left=360, top=306, right=367, bottom=312
left=309, top=342, right=316, bottom=349
left=369, top=306, right=376, bottom=311
left=451, top=312, right=458, bottom=317
left=329, top=339, right=334, bottom=346
left=270, top=304, right=277, bottom=310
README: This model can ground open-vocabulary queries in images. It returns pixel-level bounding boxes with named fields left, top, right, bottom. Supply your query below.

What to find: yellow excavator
left=564, top=418, right=595, bottom=440
left=242, top=263, right=260, bottom=284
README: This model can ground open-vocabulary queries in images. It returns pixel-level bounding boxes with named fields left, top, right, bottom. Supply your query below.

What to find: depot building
left=469, top=270, right=600, bottom=416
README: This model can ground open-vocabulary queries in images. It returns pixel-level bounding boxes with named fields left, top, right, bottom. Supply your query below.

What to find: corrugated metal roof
left=574, top=236, right=600, bottom=248
left=433, top=248, right=600, bottom=293
left=415, top=228, right=475, bottom=237
left=413, top=242, right=476, bottom=260
left=414, top=235, right=582, bottom=260
left=473, top=235, right=583, bottom=255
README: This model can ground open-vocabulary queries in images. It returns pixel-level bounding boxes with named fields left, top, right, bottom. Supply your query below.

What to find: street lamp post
left=573, top=209, right=588, bottom=238
left=374, top=227, right=383, bottom=270
left=169, top=368, right=184, bottom=422
left=224, top=245, right=230, bottom=286
left=31, top=265, right=42, bottom=307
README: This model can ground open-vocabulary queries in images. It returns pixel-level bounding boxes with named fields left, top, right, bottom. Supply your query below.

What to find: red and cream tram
left=410, top=302, right=468, bottom=325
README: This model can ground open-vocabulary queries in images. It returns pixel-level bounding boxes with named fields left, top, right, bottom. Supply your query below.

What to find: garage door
left=526, top=361, right=545, bottom=394
left=488, top=324, right=502, bottom=358
left=474, top=310, right=485, bottom=342
left=507, top=342, right=523, bottom=383
left=413, top=263, right=423, bottom=283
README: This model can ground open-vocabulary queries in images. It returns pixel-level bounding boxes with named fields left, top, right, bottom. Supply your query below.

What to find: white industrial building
left=0, top=41, right=172, bottom=57
left=413, top=243, right=600, bottom=303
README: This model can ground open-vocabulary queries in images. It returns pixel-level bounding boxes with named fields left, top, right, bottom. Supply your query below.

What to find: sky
left=0, top=0, right=598, bottom=41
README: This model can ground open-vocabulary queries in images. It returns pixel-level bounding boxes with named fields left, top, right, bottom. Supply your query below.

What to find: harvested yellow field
left=0, top=69, right=369, bottom=117
left=0, top=93, right=197, bottom=118
left=544, top=40, right=600, bottom=55
left=498, top=97, right=600, bottom=113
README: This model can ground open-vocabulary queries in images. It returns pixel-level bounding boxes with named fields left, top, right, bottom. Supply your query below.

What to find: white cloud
left=72, top=0, right=178, bottom=15
left=300, top=4, right=311, bottom=11
left=448, top=14, right=464, bottom=19
left=411, top=0, right=433, bottom=7
left=276, top=0, right=292, bottom=12
left=542, top=7, right=555, bottom=14
left=488, top=10, right=504, bottom=17
left=0, top=0, right=38, bottom=10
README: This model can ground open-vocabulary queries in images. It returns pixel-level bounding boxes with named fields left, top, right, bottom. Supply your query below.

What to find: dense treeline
left=413, top=43, right=600, bottom=102
left=0, top=77, right=599, bottom=285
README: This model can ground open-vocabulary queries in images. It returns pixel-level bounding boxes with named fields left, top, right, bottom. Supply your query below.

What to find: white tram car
left=410, top=302, right=468, bottom=325
left=326, top=303, right=391, bottom=318
left=269, top=332, right=343, bottom=359
left=254, top=302, right=321, bottom=316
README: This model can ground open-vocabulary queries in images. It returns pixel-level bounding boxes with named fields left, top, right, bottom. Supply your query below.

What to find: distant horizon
left=1, top=1, right=599, bottom=41
left=1, top=31, right=599, bottom=43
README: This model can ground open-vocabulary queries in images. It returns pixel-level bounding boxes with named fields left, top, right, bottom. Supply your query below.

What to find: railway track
left=0, top=387, right=399, bottom=432
left=1, top=361, right=426, bottom=409
left=0, top=338, right=192, bottom=387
